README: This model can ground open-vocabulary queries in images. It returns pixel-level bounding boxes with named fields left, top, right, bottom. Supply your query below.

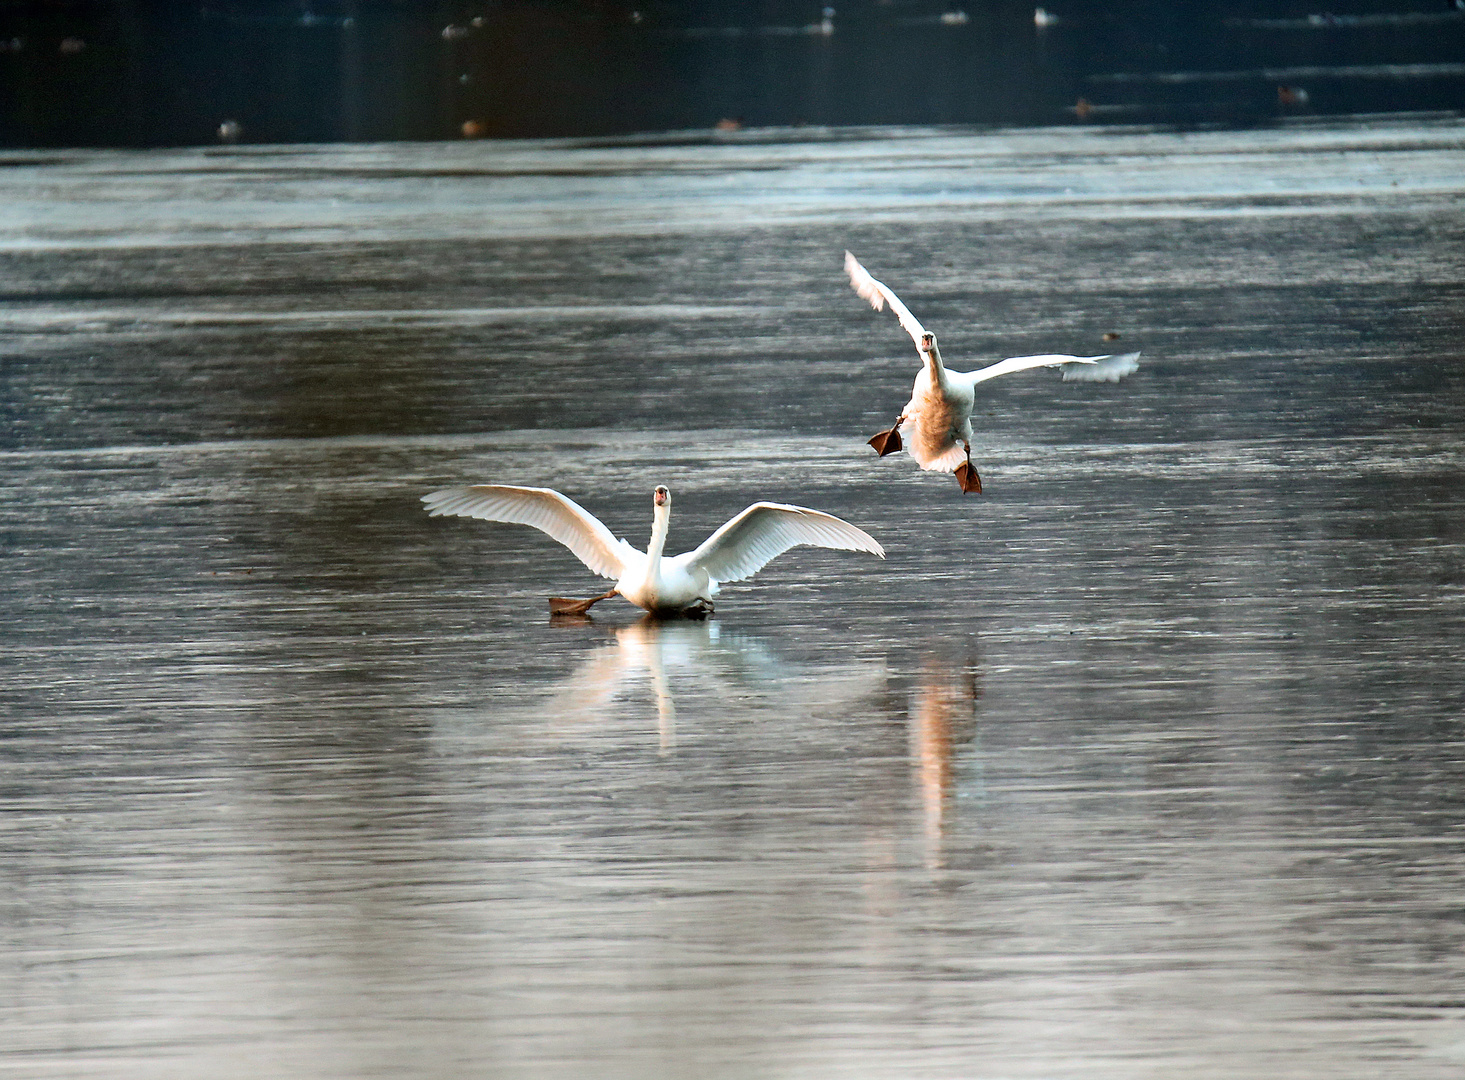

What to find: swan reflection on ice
left=524, top=617, right=890, bottom=753
left=907, top=649, right=981, bottom=868
left=431, top=621, right=983, bottom=858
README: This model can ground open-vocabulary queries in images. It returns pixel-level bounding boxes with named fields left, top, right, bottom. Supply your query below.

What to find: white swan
left=845, top=250, right=1140, bottom=493
left=422, top=484, right=884, bottom=617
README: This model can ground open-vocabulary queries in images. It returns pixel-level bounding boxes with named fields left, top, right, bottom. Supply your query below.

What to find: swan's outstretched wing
left=845, top=251, right=928, bottom=354
left=689, top=502, right=884, bottom=585
left=967, top=351, right=1141, bottom=385
left=422, top=485, right=629, bottom=580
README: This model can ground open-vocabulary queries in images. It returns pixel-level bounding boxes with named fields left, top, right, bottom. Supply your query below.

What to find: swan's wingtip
left=422, top=486, right=475, bottom=515
left=1102, top=349, right=1142, bottom=380
left=844, top=251, right=888, bottom=312
left=1060, top=350, right=1142, bottom=383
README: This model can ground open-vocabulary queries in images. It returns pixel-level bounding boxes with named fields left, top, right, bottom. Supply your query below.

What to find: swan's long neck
left=924, top=339, right=949, bottom=388
left=645, top=502, right=671, bottom=580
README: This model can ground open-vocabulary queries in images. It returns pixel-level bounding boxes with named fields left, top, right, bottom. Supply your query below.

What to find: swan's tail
left=904, top=419, right=969, bottom=472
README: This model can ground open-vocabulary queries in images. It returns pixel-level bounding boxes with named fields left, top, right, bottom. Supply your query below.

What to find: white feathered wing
left=968, top=352, right=1141, bottom=384
left=689, top=503, right=885, bottom=585
left=845, top=250, right=928, bottom=354
left=421, top=485, right=631, bottom=579
left=846, top=250, right=1141, bottom=384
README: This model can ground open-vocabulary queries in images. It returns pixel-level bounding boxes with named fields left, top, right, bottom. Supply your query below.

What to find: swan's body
left=422, top=484, right=884, bottom=616
left=845, top=250, right=1140, bottom=492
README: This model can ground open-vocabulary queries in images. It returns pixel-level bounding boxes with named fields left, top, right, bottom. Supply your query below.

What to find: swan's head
left=920, top=332, right=937, bottom=353
left=654, top=485, right=670, bottom=508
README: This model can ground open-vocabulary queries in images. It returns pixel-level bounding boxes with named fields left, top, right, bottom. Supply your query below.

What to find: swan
left=422, top=484, right=884, bottom=617
left=845, top=250, right=1140, bottom=493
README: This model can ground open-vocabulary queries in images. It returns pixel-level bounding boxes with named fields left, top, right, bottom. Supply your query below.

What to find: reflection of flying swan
left=908, top=651, right=980, bottom=867
left=845, top=251, right=1140, bottom=493
left=422, top=484, right=884, bottom=616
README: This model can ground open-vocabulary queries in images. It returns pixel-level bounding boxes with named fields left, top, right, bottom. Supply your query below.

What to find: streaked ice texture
left=2, top=119, right=1464, bottom=1079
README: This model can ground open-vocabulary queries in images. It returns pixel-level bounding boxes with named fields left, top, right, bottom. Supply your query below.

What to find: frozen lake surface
left=3, top=118, right=1465, bottom=1078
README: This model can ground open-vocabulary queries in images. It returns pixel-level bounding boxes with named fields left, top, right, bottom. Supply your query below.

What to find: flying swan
left=845, top=250, right=1140, bottom=493
left=422, top=484, right=885, bottom=617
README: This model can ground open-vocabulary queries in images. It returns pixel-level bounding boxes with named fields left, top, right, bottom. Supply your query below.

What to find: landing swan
left=422, top=484, right=884, bottom=617
left=845, top=251, right=1140, bottom=493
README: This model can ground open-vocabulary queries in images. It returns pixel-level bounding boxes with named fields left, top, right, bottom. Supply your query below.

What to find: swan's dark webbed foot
left=548, top=589, right=619, bottom=616
left=868, top=418, right=904, bottom=457
left=955, top=443, right=982, bottom=494
left=680, top=598, right=714, bottom=620
left=954, top=462, right=982, bottom=493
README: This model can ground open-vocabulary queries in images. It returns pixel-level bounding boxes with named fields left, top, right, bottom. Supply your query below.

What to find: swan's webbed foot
left=955, top=451, right=982, bottom=494
left=548, top=589, right=619, bottom=616
left=955, top=462, right=981, bottom=493
left=868, top=421, right=903, bottom=457
left=680, top=598, right=714, bottom=620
